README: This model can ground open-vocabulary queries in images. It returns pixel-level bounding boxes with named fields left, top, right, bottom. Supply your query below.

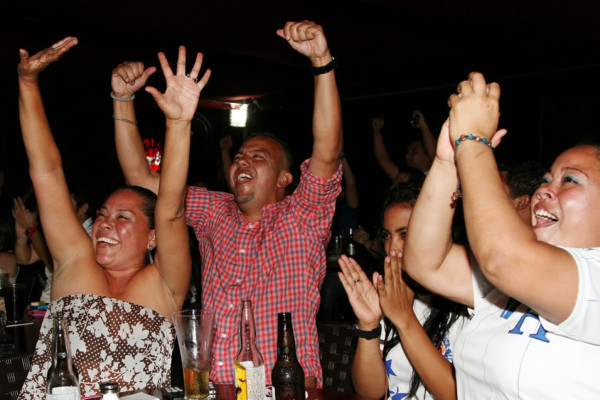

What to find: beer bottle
left=271, top=312, right=305, bottom=400
left=235, top=300, right=266, bottom=400
left=346, top=228, right=357, bottom=257
left=46, top=318, right=81, bottom=400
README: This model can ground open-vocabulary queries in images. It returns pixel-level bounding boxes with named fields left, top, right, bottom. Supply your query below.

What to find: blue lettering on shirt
left=500, top=298, right=550, bottom=343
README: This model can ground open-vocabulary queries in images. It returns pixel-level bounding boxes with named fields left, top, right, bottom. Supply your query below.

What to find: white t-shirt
left=381, top=294, right=465, bottom=400
left=454, top=247, right=600, bottom=399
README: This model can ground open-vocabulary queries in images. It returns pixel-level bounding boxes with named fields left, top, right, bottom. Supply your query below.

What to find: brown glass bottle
left=271, top=312, right=305, bottom=400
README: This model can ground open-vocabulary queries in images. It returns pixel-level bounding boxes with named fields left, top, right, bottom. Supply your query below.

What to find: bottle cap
left=100, top=382, right=119, bottom=393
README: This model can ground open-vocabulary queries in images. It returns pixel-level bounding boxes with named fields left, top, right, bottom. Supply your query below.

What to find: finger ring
left=354, top=279, right=360, bottom=284
left=186, top=74, right=192, bottom=79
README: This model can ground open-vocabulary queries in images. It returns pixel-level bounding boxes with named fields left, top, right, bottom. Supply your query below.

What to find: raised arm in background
left=277, top=21, right=343, bottom=178
left=411, top=110, right=436, bottom=167
left=372, top=117, right=400, bottom=181
left=340, top=155, right=358, bottom=208
left=144, top=46, right=211, bottom=307
left=112, top=61, right=160, bottom=193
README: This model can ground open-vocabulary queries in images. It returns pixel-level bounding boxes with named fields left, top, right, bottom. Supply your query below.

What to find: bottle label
left=47, top=386, right=80, bottom=400
left=239, top=361, right=266, bottom=400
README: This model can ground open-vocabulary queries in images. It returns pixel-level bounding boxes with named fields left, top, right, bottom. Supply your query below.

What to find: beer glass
left=173, top=309, right=215, bottom=399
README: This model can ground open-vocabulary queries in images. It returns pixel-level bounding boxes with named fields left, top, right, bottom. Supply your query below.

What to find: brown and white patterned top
left=18, top=294, right=175, bottom=399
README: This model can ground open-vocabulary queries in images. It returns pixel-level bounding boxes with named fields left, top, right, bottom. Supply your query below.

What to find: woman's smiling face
left=532, top=145, right=600, bottom=248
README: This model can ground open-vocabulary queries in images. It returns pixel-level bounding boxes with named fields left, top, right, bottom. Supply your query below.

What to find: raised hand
left=17, top=37, right=78, bottom=82
left=372, top=117, right=384, bottom=132
left=448, top=72, right=501, bottom=143
left=375, top=250, right=416, bottom=328
left=276, top=21, right=331, bottom=63
left=410, top=110, right=424, bottom=129
left=219, top=135, right=233, bottom=151
left=145, top=46, right=211, bottom=123
left=338, top=255, right=382, bottom=328
left=12, top=197, right=38, bottom=231
left=111, top=61, right=157, bottom=99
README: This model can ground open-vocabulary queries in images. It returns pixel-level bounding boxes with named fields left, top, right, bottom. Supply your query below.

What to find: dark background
left=1, top=0, right=599, bottom=227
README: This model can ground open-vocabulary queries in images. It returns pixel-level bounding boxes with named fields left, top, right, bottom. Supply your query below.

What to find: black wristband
left=354, top=323, right=381, bottom=340
left=311, top=57, right=337, bottom=75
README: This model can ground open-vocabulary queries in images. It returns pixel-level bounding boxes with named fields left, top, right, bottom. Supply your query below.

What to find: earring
left=147, top=246, right=154, bottom=264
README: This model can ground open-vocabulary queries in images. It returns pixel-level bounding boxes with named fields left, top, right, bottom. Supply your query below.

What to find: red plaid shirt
left=185, top=160, right=342, bottom=386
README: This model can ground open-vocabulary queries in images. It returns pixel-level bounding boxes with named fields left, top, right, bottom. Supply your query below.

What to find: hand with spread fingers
left=12, top=197, right=38, bottom=232
left=276, top=20, right=332, bottom=66
left=375, top=249, right=416, bottom=329
left=338, top=255, right=382, bottom=329
left=111, top=61, right=157, bottom=100
left=18, top=37, right=78, bottom=82
left=145, top=46, right=211, bottom=123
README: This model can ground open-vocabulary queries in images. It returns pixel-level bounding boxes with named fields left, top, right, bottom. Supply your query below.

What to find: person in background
left=372, top=111, right=436, bottom=188
left=404, top=72, right=600, bottom=398
left=338, top=185, right=466, bottom=400
left=69, top=186, right=93, bottom=237
left=17, top=37, right=204, bottom=397
left=112, top=21, right=342, bottom=387
left=499, top=160, right=545, bottom=224
left=12, top=197, right=53, bottom=302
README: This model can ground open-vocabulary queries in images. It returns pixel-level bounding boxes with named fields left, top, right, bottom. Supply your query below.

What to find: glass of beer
left=173, top=309, right=215, bottom=399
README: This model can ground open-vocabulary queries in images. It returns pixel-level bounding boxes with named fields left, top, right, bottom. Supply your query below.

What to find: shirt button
left=229, top=303, right=234, bottom=309
left=218, top=361, right=223, bottom=366
left=236, top=279, right=242, bottom=284
left=239, top=248, right=245, bottom=254
left=221, top=333, right=227, bottom=338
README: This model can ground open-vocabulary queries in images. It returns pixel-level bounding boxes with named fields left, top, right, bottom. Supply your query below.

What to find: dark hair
left=378, top=185, right=468, bottom=398
left=101, top=186, right=157, bottom=230
left=504, top=160, right=546, bottom=199
left=70, top=184, right=92, bottom=218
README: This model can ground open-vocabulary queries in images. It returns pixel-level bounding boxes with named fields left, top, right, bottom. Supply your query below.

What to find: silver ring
left=186, top=74, right=192, bottom=79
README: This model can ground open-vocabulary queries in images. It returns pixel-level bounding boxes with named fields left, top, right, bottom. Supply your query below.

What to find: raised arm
left=277, top=21, right=342, bottom=178
left=448, top=72, right=576, bottom=323
left=145, top=47, right=211, bottom=308
left=112, top=61, right=160, bottom=193
left=403, top=120, right=474, bottom=306
left=411, top=110, right=436, bottom=166
left=340, top=155, right=358, bottom=208
left=17, top=37, right=91, bottom=268
left=372, top=117, right=400, bottom=180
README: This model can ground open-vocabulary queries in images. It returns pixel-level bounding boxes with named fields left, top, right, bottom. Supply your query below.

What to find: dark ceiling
left=1, top=0, right=600, bottom=217
left=4, top=0, right=600, bottom=101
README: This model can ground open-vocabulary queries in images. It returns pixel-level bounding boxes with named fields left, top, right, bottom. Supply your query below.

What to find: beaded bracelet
left=454, top=134, right=495, bottom=151
left=450, top=134, right=495, bottom=205
left=110, top=92, right=135, bottom=102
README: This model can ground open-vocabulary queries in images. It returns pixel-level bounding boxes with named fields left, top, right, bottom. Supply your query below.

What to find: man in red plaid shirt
left=112, top=20, right=342, bottom=387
